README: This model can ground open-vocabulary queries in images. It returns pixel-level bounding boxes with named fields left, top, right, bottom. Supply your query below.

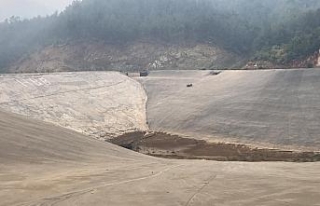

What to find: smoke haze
left=0, top=0, right=74, bottom=21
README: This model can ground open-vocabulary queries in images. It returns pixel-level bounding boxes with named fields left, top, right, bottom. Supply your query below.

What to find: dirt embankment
left=9, top=41, right=242, bottom=73
left=244, top=52, right=320, bottom=69
left=111, top=132, right=320, bottom=162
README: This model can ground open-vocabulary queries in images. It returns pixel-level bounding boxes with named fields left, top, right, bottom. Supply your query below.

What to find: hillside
left=1, top=0, right=320, bottom=72
left=8, top=41, right=241, bottom=73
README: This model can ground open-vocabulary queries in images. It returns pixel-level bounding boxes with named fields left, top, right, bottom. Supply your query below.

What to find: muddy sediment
left=111, top=132, right=320, bottom=162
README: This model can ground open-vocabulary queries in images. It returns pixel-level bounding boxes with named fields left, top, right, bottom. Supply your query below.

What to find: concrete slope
left=0, top=109, right=154, bottom=205
left=0, top=110, right=146, bottom=165
left=0, top=72, right=148, bottom=139
left=1, top=110, right=320, bottom=206
left=138, top=69, right=320, bottom=150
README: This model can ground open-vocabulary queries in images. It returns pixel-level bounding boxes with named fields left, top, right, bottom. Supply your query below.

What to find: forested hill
left=1, top=0, right=320, bottom=73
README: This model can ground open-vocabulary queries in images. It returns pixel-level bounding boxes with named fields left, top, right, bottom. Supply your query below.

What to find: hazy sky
left=0, top=0, right=75, bottom=22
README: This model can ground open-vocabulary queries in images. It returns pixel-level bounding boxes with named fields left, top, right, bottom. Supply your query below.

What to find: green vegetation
left=1, top=0, right=320, bottom=72
left=254, top=8, right=320, bottom=64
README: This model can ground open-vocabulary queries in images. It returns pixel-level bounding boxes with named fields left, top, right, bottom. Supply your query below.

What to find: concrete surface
left=138, top=69, right=320, bottom=150
left=1, top=69, right=320, bottom=151
left=1, top=110, right=320, bottom=206
left=0, top=72, right=148, bottom=139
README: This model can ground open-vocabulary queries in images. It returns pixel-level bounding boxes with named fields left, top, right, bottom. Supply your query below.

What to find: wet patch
left=111, top=131, right=320, bottom=162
